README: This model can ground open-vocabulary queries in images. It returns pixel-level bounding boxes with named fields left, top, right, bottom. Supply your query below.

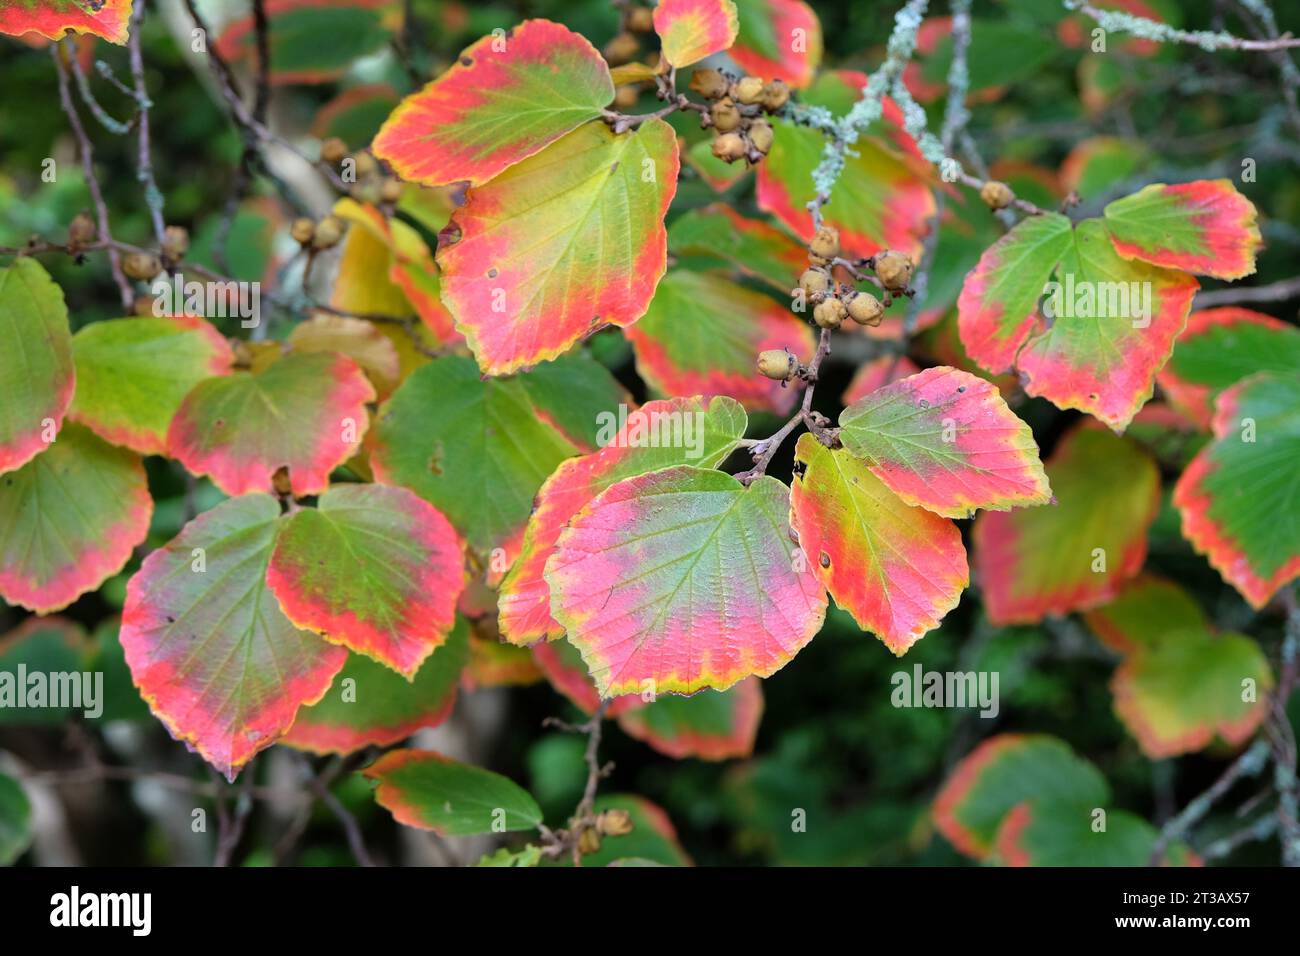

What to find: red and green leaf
left=168, top=351, right=375, bottom=497
left=532, top=637, right=640, bottom=717
left=624, top=270, right=814, bottom=414
left=0, top=258, right=74, bottom=475
left=1173, top=372, right=1300, bottom=607
left=267, top=483, right=465, bottom=677
left=1112, top=628, right=1272, bottom=759
left=0, top=772, right=31, bottom=865
left=841, top=355, right=920, bottom=404
left=730, top=0, right=822, bottom=89
left=757, top=73, right=934, bottom=259
left=373, top=19, right=614, bottom=187
left=287, top=314, right=402, bottom=400
left=0, top=424, right=151, bottom=613
left=363, top=749, right=543, bottom=835
left=1102, top=180, right=1262, bottom=280
left=499, top=395, right=748, bottom=646
left=120, top=495, right=347, bottom=780
left=0, top=618, right=86, bottom=724
left=546, top=466, right=827, bottom=697
left=436, top=118, right=678, bottom=375
left=838, top=366, right=1051, bottom=518
left=995, top=800, right=1176, bottom=867
left=616, top=678, right=763, bottom=761
left=0, top=0, right=132, bottom=44
left=70, top=315, right=233, bottom=456
left=1156, top=307, right=1300, bottom=428
left=789, top=434, right=966, bottom=655
left=654, top=0, right=739, bottom=67
left=973, top=425, right=1160, bottom=624
left=667, top=204, right=807, bottom=294
left=369, top=353, right=625, bottom=553
left=282, top=617, right=469, bottom=754
left=932, top=734, right=1108, bottom=860
left=1081, top=574, right=1209, bottom=654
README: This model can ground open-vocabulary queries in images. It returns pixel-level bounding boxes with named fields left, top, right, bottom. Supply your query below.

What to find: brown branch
left=51, top=42, right=133, bottom=310
left=1194, top=275, right=1300, bottom=308
left=539, top=701, right=613, bottom=865
left=128, top=0, right=167, bottom=245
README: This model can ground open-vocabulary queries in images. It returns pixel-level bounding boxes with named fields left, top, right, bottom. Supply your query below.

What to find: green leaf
left=0, top=258, right=74, bottom=475
left=995, top=800, right=1166, bottom=867
left=364, top=749, right=543, bottom=835
left=0, top=618, right=86, bottom=725
left=0, top=773, right=32, bottom=865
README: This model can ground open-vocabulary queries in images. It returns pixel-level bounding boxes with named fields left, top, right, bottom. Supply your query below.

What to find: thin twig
left=128, top=0, right=167, bottom=245
left=1149, top=739, right=1271, bottom=863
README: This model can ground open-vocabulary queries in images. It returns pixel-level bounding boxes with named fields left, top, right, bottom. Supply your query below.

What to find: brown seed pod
left=809, top=225, right=840, bottom=261
left=846, top=291, right=884, bottom=326
left=734, top=75, right=765, bottom=105
left=689, top=67, right=729, bottom=100
left=813, top=297, right=846, bottom=329
left=711, top=132, right=747, bottom=162
left=320, top=137, right=348, bottom=165
left=380, top=178, right=404, bottom=204
left=613, top=84, right=640, bottom=109
left=311, top=215, right=346, bottom=250
left=603, top=31, right=639, bottom=66
left=761, top=79, right=791, bottom=112
left=577, top=825, right=603, bottom=856
left=597, top=808, right=635, bottom=836
left=710, top=97, right=742, bottom=132
left=872, top=250, right=913, bottom=292
left=162, top=225, right=189, bottom=261
left=290, top=217, right=316, bottom=245
left=122, top=252, right=162, bottom=282
left=626, top=6, right=654, bottom=32
left=67, top=211, right=96, bottom=248
left=979, top=180, right=1015, bottom=210
left=748, top=119, right=774, bottom=155
left=798, top=267, right=831, bottom=296
left=351, top=151, right=379, bottom=178
left=757, top=348, right=798, bottom=381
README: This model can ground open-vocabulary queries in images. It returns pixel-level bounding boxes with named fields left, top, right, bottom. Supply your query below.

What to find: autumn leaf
left=216, top=0, right=394, bottom=86
left=0, top=0, right=132, bottom=44
left=499, top=396, right=748, bottom=646
left=287, top=314, right=402, bottom=400
left=546, top=466, right=827, bottom=697
left=168, top=351, right=375, bottom=497
left=267, top=483, right=465, bottom=677
left=0, top=258, right=74, bottom=475
left=654, top=0, right=739, bottom=68
left=1156, top=307, right=1300, bottom=428
left=838, top=366, right=1051, bottom=518
left=616, top=678, right=764, bottom=761
left=730, top=0, right=822, bottom=89
left=436, top=118, right=679, bottom=375
left=1102, top=180, right=1261, bottom=280
left=757, top=72, right=934, bottom=260
left=70, top=315, right=234, bottom=456
left=0, top=424, right=151, bottom=613
left=973, top=425, right=1160, bottom=624
left=282, top=618, right=469, bottom=754
left=373, top=19, right=614, bottom=188
left=933, top=734, right=1108, bottom=860
left=120, top=495, right=347, bottom=780
left=841, top=355, right=921, bottom=404
left=364, top=749, right=543, bottom=835
left=1173, top=372, right=1300, bottom=608
left=369, top=353, right=624, bottom=554
left=625, top=270, right=814, bottom=414
left=532, top=637, right=640, bottom=717
left=788, top=434, right=967, bottom=655
left=1081, top=574, right=1209, bottom=654
left=667, top=204, right=807, bottom=295
left=995, top=800, right=1173, bottom=867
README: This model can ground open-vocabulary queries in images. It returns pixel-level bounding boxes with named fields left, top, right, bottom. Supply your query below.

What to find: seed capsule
left=689, top=68, right=729, bottom=100
left=710, top=97, right=742, bottom=132
left=872, top=250, right=913, bottom=292
left=380, top=178, right=404, bottom=203
left=162, top=225, right=189, bottom=261
left=320, top=137, right=348, bottom=165
left=711, top=132, right=747, bottom=162
left=748, top=119, right=774, bottom=155
left=980, top=180, right=1014, bottom=210
left=813, top=298, right=846, bottom=329
left=613, top=84, right=640, bottom=109
left=123, top=252, right=162, bottom=281
left=847, top=291, right=884, bottom=326
left=597, top=808, right=634, bottom=836
left=734, top=76, right=765, bottom=105
left=67, top=211, right=96, bottom=247
left=290, top=217, right=316, bottom=245
left=757, top=349, right=797, bottom=381
left=761, top=79, right=790, bottom=112
left=798, top=267, right=831, bottom=295
left=604, top=31, right=639, bottom=66
left=311, top=215, right=345, bottom=250
left=627, top=6, right=654, bottom=32
left=809, top=225, right=840, bottom=261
